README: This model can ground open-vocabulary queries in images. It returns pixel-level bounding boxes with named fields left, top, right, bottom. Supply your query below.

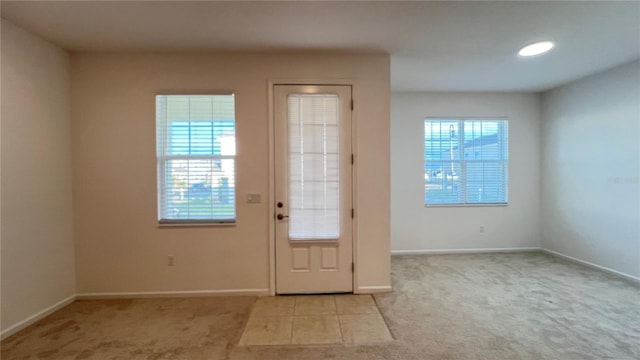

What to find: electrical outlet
left=480, top=226, right=485, bottom=233
left=168, top=255, right=175, bottom=266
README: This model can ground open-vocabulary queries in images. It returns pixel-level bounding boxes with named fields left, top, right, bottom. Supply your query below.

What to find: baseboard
left=75, top=288, right=271, bottom=300
left=1, top=294, right=76, bottom=341
left=356, top=285, right=392, bottom=294
left=540, top=248, right=640, bottom=284
left=391, top=247, right=541, bottom=256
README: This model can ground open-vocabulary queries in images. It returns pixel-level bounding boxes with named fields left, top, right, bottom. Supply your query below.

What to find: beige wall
left=391, top=92, right=542, bottom=252
left=541, top=61, right=640, bottom=279
left=1, top=20, right=76, bottom=335
left=71, top=53, right=390, bottom=295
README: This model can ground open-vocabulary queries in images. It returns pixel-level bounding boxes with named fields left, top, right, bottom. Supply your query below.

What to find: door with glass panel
left=274, top=85, right=353, bottom=294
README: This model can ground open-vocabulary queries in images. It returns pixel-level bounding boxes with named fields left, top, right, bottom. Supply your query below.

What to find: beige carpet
left=2, top=252, right=639, bottom=359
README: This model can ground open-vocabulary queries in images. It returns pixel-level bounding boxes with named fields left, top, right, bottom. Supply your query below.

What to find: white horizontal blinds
left=288, top=94, right=340, bottom=240
left=424, top=119, right=508, bottom=205
left=424, top=120, right=463, bottom=204
left=156, top=95, right=236, bottom=222
left=463, top=120, right=508, bottom=204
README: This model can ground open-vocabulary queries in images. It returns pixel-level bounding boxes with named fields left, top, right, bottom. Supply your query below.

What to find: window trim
left=424, top=117, right=509, bottom=207
left=156, top=93, right=237, bottom=226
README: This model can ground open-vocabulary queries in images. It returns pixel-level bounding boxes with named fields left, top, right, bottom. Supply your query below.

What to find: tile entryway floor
left=238, top=294, right=393, bottom=346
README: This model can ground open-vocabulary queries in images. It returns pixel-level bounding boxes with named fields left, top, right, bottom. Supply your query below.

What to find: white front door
left=274, top=85, right=353, bottom=294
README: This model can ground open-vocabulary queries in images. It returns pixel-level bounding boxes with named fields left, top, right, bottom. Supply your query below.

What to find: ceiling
left=2, top=0, right=639, bottom=92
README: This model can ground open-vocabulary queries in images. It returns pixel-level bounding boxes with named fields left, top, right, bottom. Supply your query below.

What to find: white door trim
left=267, top=79, right=359, bottom=296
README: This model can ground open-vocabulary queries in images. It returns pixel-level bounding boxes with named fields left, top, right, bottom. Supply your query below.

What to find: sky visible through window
left=169, top=121, right=235, bottom=156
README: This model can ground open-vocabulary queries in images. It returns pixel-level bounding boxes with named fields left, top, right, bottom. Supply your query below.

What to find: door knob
left=277, top=214, right=289, bottom=220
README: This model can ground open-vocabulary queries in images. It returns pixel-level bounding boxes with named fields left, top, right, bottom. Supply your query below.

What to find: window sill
left=424, top=203, right=508, bottom=208
left=158, top=220, right=236, bottom=228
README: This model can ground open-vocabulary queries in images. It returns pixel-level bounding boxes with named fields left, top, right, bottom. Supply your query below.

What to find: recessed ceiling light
left=518, top=41, right=555, bottom=57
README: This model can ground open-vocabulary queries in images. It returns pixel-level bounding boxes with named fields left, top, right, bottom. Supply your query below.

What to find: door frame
left=267, top=79, right=359, bottom=296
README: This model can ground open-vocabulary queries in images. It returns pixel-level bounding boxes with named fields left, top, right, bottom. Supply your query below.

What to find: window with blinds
left=156, top=95, right=236, bottom=223
left=424, top=119, right=508, bottom=205
left=288, top=94, right=340, bottom=240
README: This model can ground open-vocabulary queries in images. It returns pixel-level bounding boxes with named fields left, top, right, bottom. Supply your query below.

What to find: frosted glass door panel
left=288, top=94, right=340, bottom=240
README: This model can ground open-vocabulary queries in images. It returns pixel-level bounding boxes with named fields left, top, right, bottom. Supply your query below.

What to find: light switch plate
left=246, top=193, right=261, bottom=204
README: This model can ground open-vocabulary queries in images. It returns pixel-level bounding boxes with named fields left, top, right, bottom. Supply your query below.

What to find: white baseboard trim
left=540, top=248, right=640, bottom=284
left=356, top=285, right=392, bottom=294
left=75, top=288, right=271, bottom=300
left=391, top=247, right=541, bottom=256
left=1, top=294, right=76, bottom=341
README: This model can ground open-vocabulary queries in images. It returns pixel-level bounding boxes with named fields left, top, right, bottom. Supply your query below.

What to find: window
left=287, top=94, right=340, bottom=240
left=424, top=119, right=508, bottom=205
left=156, top=95, right=236, bottom=224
